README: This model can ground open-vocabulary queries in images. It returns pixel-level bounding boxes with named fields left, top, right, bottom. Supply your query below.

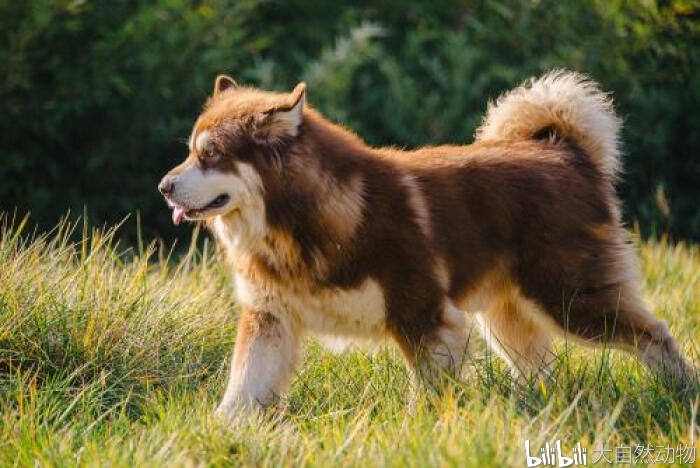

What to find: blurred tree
left=1, top=0, right=698, bottom=244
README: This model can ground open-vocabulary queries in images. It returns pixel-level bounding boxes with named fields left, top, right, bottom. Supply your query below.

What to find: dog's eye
left=197, top=148, right=221, bottom=169
left=201, top=148, right=219, bottom=160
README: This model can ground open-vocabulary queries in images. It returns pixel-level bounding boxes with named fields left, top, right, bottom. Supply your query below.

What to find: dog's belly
left=234, top=275, right=388, bottom=348
left=295, top=278, right=388, bottom=341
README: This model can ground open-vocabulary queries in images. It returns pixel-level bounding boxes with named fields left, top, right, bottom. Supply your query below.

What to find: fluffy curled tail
left=475, top=70, right=622, bottom=179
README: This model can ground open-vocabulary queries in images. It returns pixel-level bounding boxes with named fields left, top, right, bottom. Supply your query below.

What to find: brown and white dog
left=159, top=70, right=692, bottom=415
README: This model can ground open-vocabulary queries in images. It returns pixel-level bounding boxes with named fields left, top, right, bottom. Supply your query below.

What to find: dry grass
left=0, top=214, right=698, bottom=466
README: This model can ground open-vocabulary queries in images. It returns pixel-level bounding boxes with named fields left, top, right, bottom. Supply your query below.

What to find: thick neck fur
left=213, top=109, right=381, bottom=288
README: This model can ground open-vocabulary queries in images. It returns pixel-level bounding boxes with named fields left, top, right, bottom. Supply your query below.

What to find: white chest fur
left=234, top=274, right=388, bottom=350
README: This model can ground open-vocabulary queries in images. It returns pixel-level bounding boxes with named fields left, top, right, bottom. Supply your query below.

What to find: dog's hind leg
left=475, top=294, right=555, bottom=382
left=523, top=275, right=693, bottom=382
left=515, top=229, right=694, bottom=383
left=626, top=306, right=693, bottom=381
left=557, top=287, right=693, bottom=382
left=215, top=307, right=301, bottom=416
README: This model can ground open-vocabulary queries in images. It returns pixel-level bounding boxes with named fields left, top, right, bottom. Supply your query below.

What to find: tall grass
left=0, top=215, right=698, bottom=466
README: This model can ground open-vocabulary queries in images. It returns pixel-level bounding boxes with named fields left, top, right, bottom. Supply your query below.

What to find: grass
left=0, top=214, right=698, bottom=467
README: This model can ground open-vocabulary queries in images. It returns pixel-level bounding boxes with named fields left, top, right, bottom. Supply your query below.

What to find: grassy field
left=1, top=215, right=698, bottom=467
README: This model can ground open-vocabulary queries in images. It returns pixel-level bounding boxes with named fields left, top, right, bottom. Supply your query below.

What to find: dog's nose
left=158, top=176, right=175, bottom=195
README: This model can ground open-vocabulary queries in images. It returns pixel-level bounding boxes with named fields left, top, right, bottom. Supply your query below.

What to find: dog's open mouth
left=171, top=194, right=230, bottom=225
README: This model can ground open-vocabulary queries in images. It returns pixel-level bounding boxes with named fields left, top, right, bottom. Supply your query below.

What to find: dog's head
left=158, top=75, right=306, bottom=227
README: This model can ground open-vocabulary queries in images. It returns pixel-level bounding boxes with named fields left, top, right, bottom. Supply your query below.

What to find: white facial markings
left=170, top=162, right=235, bottom=211
left=209, top=165, right=266, bottom=252
left=169, top=160, right=265, bottom=228
left=227, top=162, right=267, bottom=244
left=188, top=120, right=201, bottom=152
left=195, top=130, right=211, bottom=154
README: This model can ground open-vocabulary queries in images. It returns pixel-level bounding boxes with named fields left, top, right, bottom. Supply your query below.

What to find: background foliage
left=2, top=0, right=699, bottom=243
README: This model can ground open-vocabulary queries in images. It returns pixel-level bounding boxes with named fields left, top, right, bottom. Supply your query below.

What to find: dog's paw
left=214, top=403, right=233, bottom=419
left=214, top=395, right=273, bottom=420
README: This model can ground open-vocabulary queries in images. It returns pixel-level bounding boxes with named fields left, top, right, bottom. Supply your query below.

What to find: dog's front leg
left=215, top=307, right=300, bottom=416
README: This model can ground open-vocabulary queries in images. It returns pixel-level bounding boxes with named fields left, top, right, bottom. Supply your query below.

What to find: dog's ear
left=213, top=75, right=238, bottom=95
left=253, top=82, right=307, bottom=143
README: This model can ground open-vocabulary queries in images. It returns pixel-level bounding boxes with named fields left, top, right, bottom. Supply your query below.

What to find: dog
left=159, top=70, right=692, bottom=415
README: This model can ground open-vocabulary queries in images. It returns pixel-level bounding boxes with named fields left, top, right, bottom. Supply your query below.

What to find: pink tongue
left=172, top=207, right=185, bottom=226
